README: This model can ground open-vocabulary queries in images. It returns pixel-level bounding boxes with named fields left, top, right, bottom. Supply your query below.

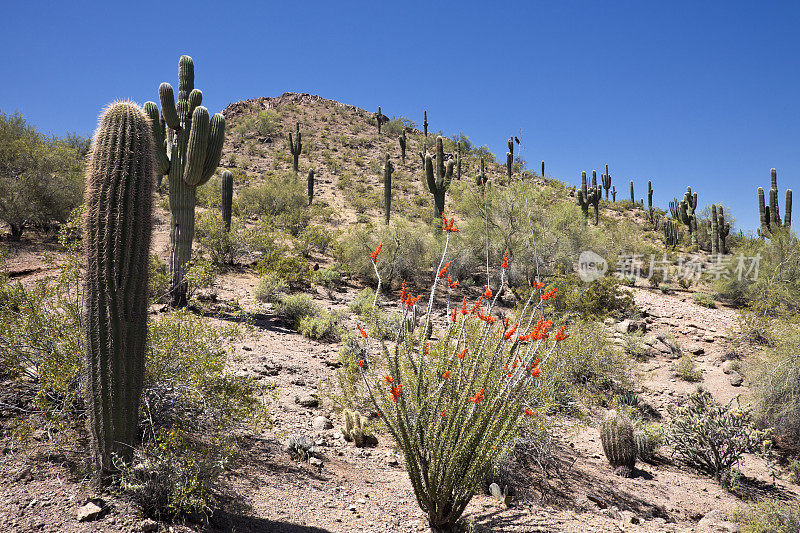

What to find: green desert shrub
left=236, top=172, right=311, bottom=236
left=543, top=274, right=635, bottom=319
left=735, top=498, right=800, bottom=533
left=298, top=309, right=341, bottom=341
left=194, top=210, right=246, bottom=266
left=674, top=355, right=702, bottom=382
left=667, top=389, right=769, bottom=483
left=275, top=292, right=317, bottom=328
left=692, top=292, right=717, bottom=308
left=254, top=271, right=288, bottom=303
left=148, top=254, right=170, bottom=304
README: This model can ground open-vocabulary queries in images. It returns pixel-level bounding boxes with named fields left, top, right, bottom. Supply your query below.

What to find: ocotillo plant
left=476, top=157, right=487, bottom=186
left=376, top=106, right=382, bottom=134
left=424, top=137, right=454, bottom=218
left=576, top=171, right=601, bottom=225
left=602, top=164, right=611, bottom=199
left=84, top=102, right=154, bottom=476
left=384, top=152, right=393, bottom=223
left=678, top=186, right=698, bottom=246
left=307, top=168, right=315, bottom=206
left=399, top=129, right=406, bottom=163
left=663, top=219, right=679, bottom=249
left=630, top=181, right=635, bottom=204
left=288, top=122, right=302, bottom=172
left=758, top=168, right=792, bottom=236
left=144, top=55, right=225, bottom=307
left=221, top=170, right=233, bottom=231
left=423, top=110, right=428, bottom=137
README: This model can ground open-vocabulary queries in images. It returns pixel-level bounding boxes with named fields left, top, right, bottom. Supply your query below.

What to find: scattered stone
left=13, top=465, right=32, bottom=482
left=313, top=416, right=333, bottom=430
left=295, top=393, right=319, bottom=408
left=619, top=510, right=640, bottom=524
left=309, top=457, right=323, bottom=467
left=729, top=372, right=744, bottom=387
left=77, top=502, right=102, bottom=522
left=140, top=518, right=158, bottom=532
left=195, top=288, right=217, bottom=302
left=241, top=345, right=252, bottom=351
left=697, top=509, right=741, bottom=532
left=721, top=360, right=736, bottom=374
left=688, top=345, right=705, bottom=355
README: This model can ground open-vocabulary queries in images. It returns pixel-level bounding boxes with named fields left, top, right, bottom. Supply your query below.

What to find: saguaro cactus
left=600, top=411, right=636, bottom=477
left=399, top=129, right=406, bottom=163
left=84, top=102, right=154, bottom=475
left=144, top=55, right=225, bottom=308
left=423, top=110, right=428, bottom=137
left=669, top=198, right=680, bottom=219
left=424, top=136, right=454, bottom=218
left=711, top=204, right=719, bottom=255
left=611, top=186, right=617, bottom=202
left=717, top=205, right=730, bottom=254
left=602, top=164, right=611, bottom=199
left=476, top=157, right=487, bottom=186
left=221, top=170, right=233, bottom=230
left=376, top=106, right=382, bottom=134
left=663, top=219, right=679, bottom=248
left=456, top=141, right=462, bottom=180
left=678, top=186, right=698, bottom=246
left=384, top=152, right=393, bottom=223
left=288, top=122, right=302, bottom=172
left=541, top=160, right=545, bottom=178
left=630, top=181, right=635, bottom=204
left=307, top=168, right=315, bottom=206
left=576, top=171, right=601, bottom=225
left=758, top=168, right=792, bottom=236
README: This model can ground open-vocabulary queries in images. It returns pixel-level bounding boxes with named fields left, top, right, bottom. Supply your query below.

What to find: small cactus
left=663, top=219, right=679, bottom=249
left=341, top=409, right=376, bottom=447
left=611, top=186, right=617, bottom=202
left=221, top=170, right=233, bottom=230
left=489, top=483, right=512, bottom=507
left=384, top=152, right=393, bottom=223
left=288, top=122, right=302, bottom=172
left=634, top=429, right=659, bottom=463
left=600, top=410, right=636, bottom=477
left=307, top=168, right=315, bottom=206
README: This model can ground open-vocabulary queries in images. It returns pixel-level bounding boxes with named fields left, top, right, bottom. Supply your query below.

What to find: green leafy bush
left=275, top=292, right=316, bottom=328
left=254, top=271, right=288, bottom=303
left=194, top=210, right=246, bottom=266
left=692, top=292, right=717, bottom=308
left=236, top=172, right=310, bottom=236
left=674, top=355, right=702, bottom=382
left=735, top=498, right=800, bottom=533
left=298, top=309, right=341, bottom=341
left=544, top=274, right=635, bottom=319
left=667, top=390, right=769, bottom=483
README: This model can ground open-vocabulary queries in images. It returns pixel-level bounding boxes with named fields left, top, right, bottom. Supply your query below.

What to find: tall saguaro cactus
left=288, top=122, right=302, bottom=172
left=399, top=129, right=406, bottom=163
left=424, top=136, right=454, bottom=218
left=376, top=106, right=382, bottom=134
left=145, top=55, right=225, bottom=308
left=221, top=170, right=233, bottom=230
left=711, top=204, right=719, bottom=255
left=630, top=181, right=635, bottom=204
left=307, top=168, right=315, bottom=206
left=476, top=157, right=487, bottom=186
left=423, top=110, right=428, bottom=138
left=541, top=160, right=545, bottom=178
left=717, top=205, right=730, bottom=254
left=611, top=186, right=617, bottom=202
left=647, top=181, right=654, bottom=223
left=678, top=186, right=698, bottom=246
left=456, top=141, right=462, bottom=179
left=506, top=137, right=513, bottom=179
left=84, top=102, right=154, bottom=475
left=758, top=168, right=792, bottom=237
left=602, top=164, right=611, bottom=199
left=576, top=171, right=601, bottom=225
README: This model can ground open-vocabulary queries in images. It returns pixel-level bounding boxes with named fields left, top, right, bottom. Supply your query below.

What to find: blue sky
left=2, top=0, right=798, bottom=231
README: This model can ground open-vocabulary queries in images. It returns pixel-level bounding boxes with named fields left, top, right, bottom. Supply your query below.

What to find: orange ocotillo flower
left=370, top=242, right=383, bottom=263
left=357, top=322, right=368, bottom=338
left=554, top=325, right=569, bottom=342
left=450, top=309, right=458, bottom=323
left=358, top=359, right=365, bottom=368
left=442, top=370, right=451, bottom=380
left=504, top=323, right=518, bottom=339
left=390, top=383, right=403, bottom=402
left=438, top=261, right=451, bottom=278
left=541, top=287, right=558, bottom=301
left=533, top=279, right=546, bottom=290
left=384, top=375, right=393, bottom=384
left=461, top=297, right=469, bottom=315
left=484, top=287, right=493, bottom=299
left=501, top=250, right=509, bottom=269
left=525, top=408, right=537, bottom=417
left=442, top=214, right=460, bottom=232
left=468, top=388, right=485, bottom=404
left=447, top=275, right=459, bottom=289
left=457, top=347, right=468, bottom=359
left=398, top=281, right=407, bottom=302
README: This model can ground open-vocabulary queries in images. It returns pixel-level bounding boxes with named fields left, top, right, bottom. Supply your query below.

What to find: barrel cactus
left=341, top=409, right=375, bottom=447
left=424, top=136, right=454, bottom=218
left=600, top=410, right=637, bottom=477
left=221, top=170, right=233, bottom=230
left=288, top=122, right=302, bottom=172
left=144, top=55, right=225, bottom=307
left=83, top=102, right=154, bottom=475
left=758, top=168, right=792, bottom=237
left=384, top=152, right=393, bottom=223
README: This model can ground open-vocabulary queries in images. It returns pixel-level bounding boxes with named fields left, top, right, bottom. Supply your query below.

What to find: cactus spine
left=221, top=170, right=233, bottom=230
left=758, top=168, right=792, bottom=236
left=384, top=152, right=393, bottom=223
left=600, top=411, right=636, bottom=477
left=288, top=122, right=302, bottom=172
left=424, top=136, right=454, bottom=218
left=307, top=168, right=315, bottom=206
left=423, top=110, right=428, bottom=137
left=84, top=102, right=154, bottom=475
left=376, top=106, right=382, bottom=134
left=399, top=129, right=406, bottom=163
left=602, top=164, right=611, bottom=199
left=678, top=186, right=698, bottom=246
left=145, top=55, right=225, bottom=308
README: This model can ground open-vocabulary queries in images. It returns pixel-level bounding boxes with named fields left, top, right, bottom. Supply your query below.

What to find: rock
left=619, top=510, right=640, bottom=524
left=195, top=288, right=217, bottom=302
left=387, top=455, right=399, bottom=466
left=703, top=335, right=716, bottom=343
left=242, top=345, right=252, bottom=351
left=296, top=393, right=319, bottom=408
left=721, top=360, right=736, bottom=374
left=615, top=320, right=632, bottom=334
left=698, top=509, right=740, bottom=532
left=13, top=465, right=32, bottom=482
left=729, top=372, right=744, bottom=387
left=309, top=457, right=323, bottom=467
left=140, top=518, right=158, bottom=532
left=313, top=416, right=333, bottom=430
left=77, top=502, right=102, bottom=522
left=688, top=345, right=705, bottom=355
